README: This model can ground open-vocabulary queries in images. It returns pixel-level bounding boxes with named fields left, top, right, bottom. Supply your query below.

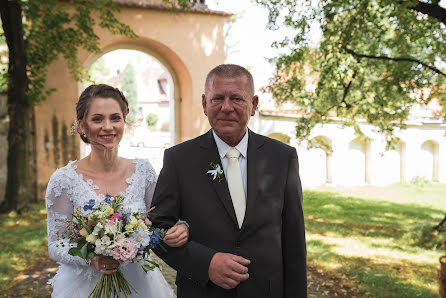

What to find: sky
left=206, top=0, right=295, bottom=104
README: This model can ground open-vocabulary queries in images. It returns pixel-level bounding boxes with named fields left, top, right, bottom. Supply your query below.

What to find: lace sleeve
left=142, top=160, right=158, bottom=210
left=45, top=170, right=89, bottom=266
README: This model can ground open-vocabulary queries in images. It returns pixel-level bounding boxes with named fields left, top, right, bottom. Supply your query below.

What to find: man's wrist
left=175, top=219, right=189, bottom=228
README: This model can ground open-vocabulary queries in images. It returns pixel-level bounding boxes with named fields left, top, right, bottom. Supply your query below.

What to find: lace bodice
left=45, top=159, right=157, bottom=267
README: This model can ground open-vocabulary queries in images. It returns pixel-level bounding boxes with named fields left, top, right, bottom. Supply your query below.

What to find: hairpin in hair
left=70, top=120, right=78, bottom=136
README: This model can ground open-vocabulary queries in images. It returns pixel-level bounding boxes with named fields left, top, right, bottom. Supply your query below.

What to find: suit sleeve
left=150, top=148, right=217, bottom=286
left=282, top=148, right=307, bottom=297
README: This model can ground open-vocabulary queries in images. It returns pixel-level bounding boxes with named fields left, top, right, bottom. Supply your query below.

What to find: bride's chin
left=91, top=142, right=118, bottom=151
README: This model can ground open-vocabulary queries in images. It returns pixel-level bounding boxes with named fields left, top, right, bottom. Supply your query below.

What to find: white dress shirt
left=212, top=130, right=248, bottom=196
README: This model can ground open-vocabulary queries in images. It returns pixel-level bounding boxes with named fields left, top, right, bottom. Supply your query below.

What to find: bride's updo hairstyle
left=76, top=84, right=130, bottom=144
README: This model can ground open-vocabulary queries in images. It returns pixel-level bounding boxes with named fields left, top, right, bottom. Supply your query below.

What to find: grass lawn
left=0, top=202, right=49, bottom=295
left=0, top=184, right=444, bottom=297
left=304, top=183, right=446, bottom=297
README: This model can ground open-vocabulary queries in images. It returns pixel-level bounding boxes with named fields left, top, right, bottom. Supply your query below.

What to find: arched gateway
left=34, top=1, right=230, bottom=198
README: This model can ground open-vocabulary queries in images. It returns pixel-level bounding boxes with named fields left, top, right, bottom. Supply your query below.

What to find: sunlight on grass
left=309, top=233, right=439, bottom=265
left=304, top=186, right=445, bottom=298
left=4, top=219, right=31, bottom=227
left=0, top=201, right=48, bottom=295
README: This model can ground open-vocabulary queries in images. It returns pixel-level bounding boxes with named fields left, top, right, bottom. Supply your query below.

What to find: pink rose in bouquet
left=108, top=212, right=123, bottom=225
left=113, top=238, right=138, bottom=263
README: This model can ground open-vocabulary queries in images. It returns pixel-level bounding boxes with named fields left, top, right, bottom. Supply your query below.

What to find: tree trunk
left=0, top=1, right=33, bottom=212
left=30, top=108, right=38, bottom=203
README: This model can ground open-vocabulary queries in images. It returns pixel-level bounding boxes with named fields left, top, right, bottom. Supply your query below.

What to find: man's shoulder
left=251, top=131, right=295, bottom=153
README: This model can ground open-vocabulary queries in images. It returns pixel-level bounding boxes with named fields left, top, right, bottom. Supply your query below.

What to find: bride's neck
left=86, top=146, right=120, bottom=173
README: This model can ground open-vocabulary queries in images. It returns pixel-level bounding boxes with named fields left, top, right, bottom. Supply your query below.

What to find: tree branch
left=434, top=213, right=446, bottom=232
left=407, top=1, right=446, bottom=25
left=344, top=47, right=446, bottom=78
left=342, top=69, right=357, bottom=108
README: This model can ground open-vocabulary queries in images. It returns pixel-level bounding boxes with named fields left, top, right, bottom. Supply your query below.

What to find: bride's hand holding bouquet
left=57, top=194, right=169, bottom=298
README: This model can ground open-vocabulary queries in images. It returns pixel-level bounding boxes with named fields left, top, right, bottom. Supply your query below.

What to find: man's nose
left=220, top=97, right=234, bottom=112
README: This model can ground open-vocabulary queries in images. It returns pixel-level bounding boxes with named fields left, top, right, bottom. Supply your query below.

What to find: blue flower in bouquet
left=83, top=199, right=96, bottom=212
left=121, top=212, right=132, bottom=226
left=150, top=230, right=163, bottom=246
left=104, top=194, right=112, bottom=204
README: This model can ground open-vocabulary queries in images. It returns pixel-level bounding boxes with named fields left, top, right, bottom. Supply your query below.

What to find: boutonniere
left=207, top=162, right=223, bottom=182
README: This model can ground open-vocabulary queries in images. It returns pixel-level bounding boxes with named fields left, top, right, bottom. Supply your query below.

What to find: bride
left=45, top=84, right=187, bottom=297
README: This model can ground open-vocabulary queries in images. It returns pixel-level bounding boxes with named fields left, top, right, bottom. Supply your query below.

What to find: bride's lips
left=99, top=134, right=116, bottom=141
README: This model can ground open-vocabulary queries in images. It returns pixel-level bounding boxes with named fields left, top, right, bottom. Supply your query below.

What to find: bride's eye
left=92, top=117, right=102, bottom=123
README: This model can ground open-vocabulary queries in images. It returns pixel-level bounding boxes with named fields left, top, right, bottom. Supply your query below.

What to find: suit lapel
left=200, top=130, right=239, bottom=228
left=241, top=130, right=264, bottom=230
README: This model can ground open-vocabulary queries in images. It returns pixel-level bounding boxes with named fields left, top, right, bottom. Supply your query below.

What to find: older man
left=151, top=64, right=307, bottom=298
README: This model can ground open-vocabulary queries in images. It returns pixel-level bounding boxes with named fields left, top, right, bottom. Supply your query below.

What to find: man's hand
left=164, top=224, right=189, bottom=247
left=208, top=252, right=250, bottom=289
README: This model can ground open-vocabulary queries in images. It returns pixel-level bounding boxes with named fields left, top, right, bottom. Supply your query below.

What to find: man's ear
left=251, top=95, right=259, bottom=116
left=202, top=94, right=208, bottom=116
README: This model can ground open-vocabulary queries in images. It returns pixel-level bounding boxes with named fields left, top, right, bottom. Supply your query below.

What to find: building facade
left=251, top=109, right=446, bottom=186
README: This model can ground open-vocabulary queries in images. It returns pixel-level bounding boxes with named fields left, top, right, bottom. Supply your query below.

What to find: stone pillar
left=400, top=142, right=407, bottom=184
left=326, top=152, right=333, bottom=184
left=433, top=142, right=440, bottom=182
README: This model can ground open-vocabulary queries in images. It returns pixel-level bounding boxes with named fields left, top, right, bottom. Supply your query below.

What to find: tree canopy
left=0, top=0, right=136, bottom=212
left=121, top=63, right=138, bottom=124
left=256, top=0, right=446, bottom=145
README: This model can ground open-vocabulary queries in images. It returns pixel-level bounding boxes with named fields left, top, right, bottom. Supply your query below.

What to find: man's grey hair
left=205, top=64, right=255, bottom=96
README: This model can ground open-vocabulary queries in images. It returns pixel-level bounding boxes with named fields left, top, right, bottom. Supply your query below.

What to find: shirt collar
left=212, top=129, right=249, bottom=159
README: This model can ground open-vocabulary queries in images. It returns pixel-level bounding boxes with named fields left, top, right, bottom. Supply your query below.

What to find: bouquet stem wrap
left=89, top=268, right=135, bottom=298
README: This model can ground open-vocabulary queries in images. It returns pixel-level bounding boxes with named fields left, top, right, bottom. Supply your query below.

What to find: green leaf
left=68, top=247, right=83, bottom=258
left=72, top=214, right=91, bottom=234
left=80, top=242, right=89, bottom=259
left=87, top=251, right=96, bottom=259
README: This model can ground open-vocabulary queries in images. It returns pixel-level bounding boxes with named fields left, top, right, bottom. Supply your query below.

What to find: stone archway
left=308, top=135, right=333, bottom=185
left=80, top=46, right=182, bottom=172
left=344, top=137, right=369, bottom=185
left=376, top=142, right=403, bottom=185
left=34, top=4, right=228, bottom=198
left=83, top=38, right=193, bottom=146
left=420, top=140, right=440, bottom=182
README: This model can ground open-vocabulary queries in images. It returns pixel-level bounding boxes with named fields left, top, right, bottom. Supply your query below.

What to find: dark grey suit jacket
left=151, top=129, right=307, bottom=298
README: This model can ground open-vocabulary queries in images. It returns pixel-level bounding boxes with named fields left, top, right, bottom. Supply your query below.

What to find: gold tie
left=226, top=148, right=246, bottom=228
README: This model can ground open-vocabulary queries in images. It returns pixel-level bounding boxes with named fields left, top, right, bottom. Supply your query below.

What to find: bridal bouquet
left=58, top=194, right=165, bottom=298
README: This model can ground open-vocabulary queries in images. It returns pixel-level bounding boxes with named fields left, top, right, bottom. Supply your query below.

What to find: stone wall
left=0, top=94, right=7, bottom=203
left=35, top=5, right=227, bottom=188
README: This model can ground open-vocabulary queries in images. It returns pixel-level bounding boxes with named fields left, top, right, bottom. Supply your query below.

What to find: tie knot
left=226, top=148, right=240, bottom=159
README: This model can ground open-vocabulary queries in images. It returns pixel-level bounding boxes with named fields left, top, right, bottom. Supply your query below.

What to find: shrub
left=410, top=176, right=430, bottom=189
left=403, top=223, right=444, bottom=250
left=146, top=113, right=158, bottom=130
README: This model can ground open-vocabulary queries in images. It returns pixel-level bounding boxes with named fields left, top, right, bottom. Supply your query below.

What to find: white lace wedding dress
left=45, top=159, right=176, bottom=298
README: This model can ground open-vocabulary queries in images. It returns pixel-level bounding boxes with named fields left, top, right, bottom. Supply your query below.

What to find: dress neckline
left=67, top=159, right=140, bottom=198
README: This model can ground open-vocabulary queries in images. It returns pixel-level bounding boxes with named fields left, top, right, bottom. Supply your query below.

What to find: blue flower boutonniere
left=207, top=162, right=223, bottom=182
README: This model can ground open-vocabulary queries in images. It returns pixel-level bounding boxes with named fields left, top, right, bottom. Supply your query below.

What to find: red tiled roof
left=113, top=0, right=232, bottom=16
left=259, top=108, right=445, bottom=125
left=260, top=109, right=306, bottom=116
